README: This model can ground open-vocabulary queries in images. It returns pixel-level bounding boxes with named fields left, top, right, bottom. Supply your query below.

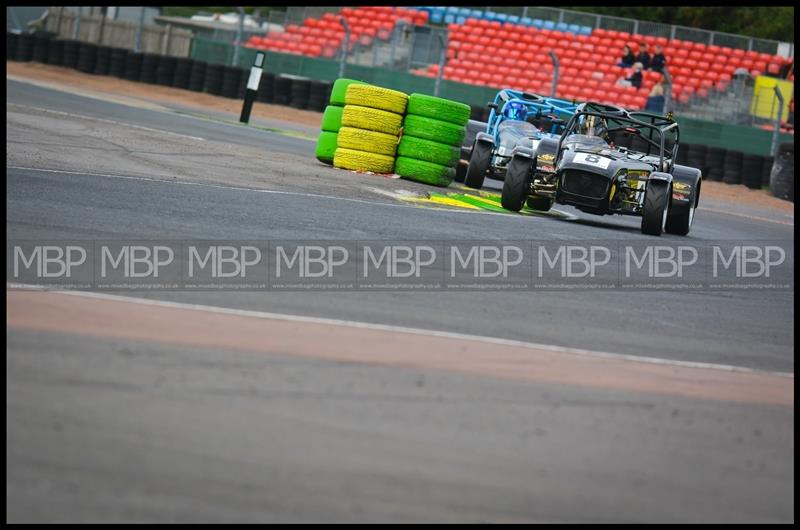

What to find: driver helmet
left=502, top=101, right=528, bottom=121
left=578, top=114, right=609, bottom=140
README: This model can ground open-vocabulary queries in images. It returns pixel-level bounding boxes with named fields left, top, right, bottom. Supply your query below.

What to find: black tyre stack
left=93, top=45, right=112, bottom=75
left=188, top=60, right=207, bottom=92
left=15, top=33, right=34, bottom=62
left=109, top=47, right=128, bottom=78
left=76, top=42, right=97, bottom=73
left=469, top=104, right=484, bottom=121
left=687, top=143, right=707, bottom=176
left=139, top=53, right=159, bottom=83
left=124, top=51, right=143, bottom=81
left=156, top=55, right=176, bottom=86
left=32, top=33, right=53, bottom=63
left=7, top=32, right=19, bottom=60
left=307, top=80, right=333, bottom=112
left=62, top=40, right=80, bottom=69
left=676, top=143, right=690, bottom=166
left=172, top=57, right=193, bottom=89
left=289, top=77, right=312, bottom=109
left=46, top=38, right=65, bottom=66
left=704, top=146, right=725, bottom=181
left=770, top=142, right=794, bottom=201
left=204, top=63, right=225, bottom=95
left=221, top=65, right=243, bottom=98
left=256, top=72, right=275, bottom=103
left=761, top=156, right=774, bottom=187
left=236, top=67, right=249, bottom=99
left=273, top=74, right=292, bottom=106
left=722, top=149, right=744, bottom=185
left=742, top=153, right=765, bottom=189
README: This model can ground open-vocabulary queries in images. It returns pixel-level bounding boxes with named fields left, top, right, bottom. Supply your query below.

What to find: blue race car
left=463, top=89, right=578, bottom=197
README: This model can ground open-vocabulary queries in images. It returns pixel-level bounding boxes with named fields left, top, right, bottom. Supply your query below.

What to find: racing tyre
left=330, top=78, right=368, bottom=106
left=526, top=196, right=554, bottom=212
left=397, top=136, right=459, bottom=167
left=501, top=155, right=532, bottom=212
left=333, top=148, right=395, bottom=174
left=337, top=127, right=398, bottom=157
left=403, top=114, right=465, bottom=147
left=345, top=84, right=408, bottom=114
left=320, top=105, right=344, bottom=132
left=315, top=131, right=338, bottom=165
left=665, top=200, right=694, bottom=236
left=454, top=160, right=468, bottom=183
left=341, top=105, right=403, bottom=136
left=406, top=93, right=470, bottom=126
left=464, top=140, right=491, bottom=189
left=395, top=157, right=455, bottom=187
left=641, top=181, right=671, bottom=236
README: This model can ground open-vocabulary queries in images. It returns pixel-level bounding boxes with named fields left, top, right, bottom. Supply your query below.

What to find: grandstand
left=243, top=6, right=793, bottom=113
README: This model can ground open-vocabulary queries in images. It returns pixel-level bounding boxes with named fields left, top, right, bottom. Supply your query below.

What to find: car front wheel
left=641, top=180, right=671, bottom=236
left=464, top=140, right=491, bottom=189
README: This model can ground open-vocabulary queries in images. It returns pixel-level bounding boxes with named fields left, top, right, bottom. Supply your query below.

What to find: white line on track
left=7, top=282, right=793, bottom=378
left=7, top=103, right=206, bottom=141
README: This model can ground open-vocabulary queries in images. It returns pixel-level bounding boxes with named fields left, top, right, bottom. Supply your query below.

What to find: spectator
left=618, top=45, right=635, bottom=67
left=636, top=42, right=651, bottom=70
left=617, top=62, right=644, bottom=89
left=650, top=45, right=666, bottom=73
left=645, top=74, right=667, bottom=113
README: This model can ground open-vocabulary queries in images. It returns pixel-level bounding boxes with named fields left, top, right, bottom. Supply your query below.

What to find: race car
left=462, top=89, right=578, bottom=190
left=499, top=102, right=702, bottom=236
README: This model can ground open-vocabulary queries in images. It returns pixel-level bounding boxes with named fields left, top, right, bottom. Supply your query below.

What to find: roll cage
left=484, top=89, right=578, bottom=141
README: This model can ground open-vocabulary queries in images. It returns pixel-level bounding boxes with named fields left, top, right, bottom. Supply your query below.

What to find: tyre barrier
left=188, top=60, right=207, bottom=92
left=770, top=142, right=794, bottom=201
left=289, top=77, right=312, bottom=109
left=257, top=72, right=275, bottom=103
left=221, top=65, right=242, bottom=99
left=687, top=143, right=707, bottom=174
left=676, top=143, right=690, bottom=166
left=314, top=82, right=354, bottom=165
left=334, top=83, right=407, bottom=173
left=108, top=47, right=128, bottom=78
left=204, top=63, right=224, bottom=96
left=124, top=52, right=143, bottom=81
left=329, top=78, right=366, bottom=106
left=761, top=156, right=774, bottom=187
left=236, top=67, right=249, bottom=99
left=704, top=146, right=726, bottom=181
left=139, top=53, right=159, bottom=84
left=93, top=45, right=112, bottom=76
left=273, top=74, right=293, bottom=106
left=742, top=153, right=765, bottom=190
left=156, top=56, right=177, bottom=86
left=15, top=33, right=34, bottom=62
left=46, top=38, right=65, bottom=67
left=172, top=57, right=193, bottom=90
left=722, top=149, right=744, bottom=185
left=7, top=32, right=18, bottom=60
left=397, top=94, right=468, bottom=186
left=308, top=80, right=333, bottom=112
left=32, top=33, right=53, bottom=63
left=62, top=40, right=80, bottom=70
left=76, top=42, right=97, bottom=74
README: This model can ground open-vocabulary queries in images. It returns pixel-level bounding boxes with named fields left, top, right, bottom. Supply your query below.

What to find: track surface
left=6, top=78, right=794, bottom=522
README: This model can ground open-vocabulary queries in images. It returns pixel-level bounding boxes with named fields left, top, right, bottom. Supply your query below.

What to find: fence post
left=73, top=6, right=82, bottom=40
left=771, top=86, right=785, bottom=158
left=162, top=24, right=172, bottom=55
left=134, top=7, right=145, bottom=52
left=232, top=7, right=244, bottom=67
left=549, top=50, right=559, bottom=98
left=434, top=31, right=447, bottom=97
left=338, top=17, right=351, bottom=78
left=662, top=66, right=673, bottom=115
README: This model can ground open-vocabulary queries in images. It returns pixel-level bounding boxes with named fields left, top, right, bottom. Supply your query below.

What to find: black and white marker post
left=239, top=51, right=265, bottom=124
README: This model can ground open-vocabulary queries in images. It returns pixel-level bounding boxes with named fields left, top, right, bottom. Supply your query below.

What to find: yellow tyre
left=341, top=105, right=403, bottom=135
left=333, top=147, right=395, bottom=174
left=344, top=84, right=408, bottom=114
left=337, top=127, right=399, bottom=157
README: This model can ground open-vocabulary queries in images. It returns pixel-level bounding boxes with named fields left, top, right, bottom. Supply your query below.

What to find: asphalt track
left=6, top=77, right=795, bottom=522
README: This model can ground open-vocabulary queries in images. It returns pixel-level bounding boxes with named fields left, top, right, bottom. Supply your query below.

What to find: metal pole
left=549, top=49, right=559, bottom=98
left=233, top=7, right=244, bottom=67
left=771, top=86, right=785, bottom=158
left=433, top=32, right=447, bottom=97
left=240, top=51, right=265, bottom=123
left=73, top=6, right=82, bottom=40
left=662, top=66, right=673, bottom=115
left=97, top=6, right=107, bottom=45
left=522, top=7, right=528, bottom=19
left=338, top=17, right=350, bottom=79
left=134, top=6, right=145, bottom=52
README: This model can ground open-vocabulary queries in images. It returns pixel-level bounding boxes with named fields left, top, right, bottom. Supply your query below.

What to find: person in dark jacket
left=636, top=42, right=651, bottom=70
left=617, top=62, right=644, bottom=89
left=650, top=45, right=666, bottom=72
left=618, top=45, right=635, bottom=67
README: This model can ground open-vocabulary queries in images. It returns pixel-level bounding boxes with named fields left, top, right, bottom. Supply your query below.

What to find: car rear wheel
left=501, top=155, right=532, bottom=212
left=641, top=180, right=671, bottom=235
left=464, top=140, right=491, bottom=189
left=665, top=201, right=694, bottom=235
